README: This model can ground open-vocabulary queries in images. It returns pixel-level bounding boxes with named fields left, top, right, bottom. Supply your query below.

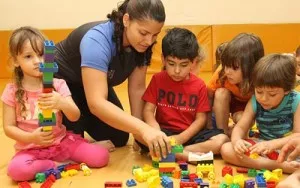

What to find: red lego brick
left=189, top=173, right=198, bottom=181
left=18, top=181, right=31, bottom=188
left=64, top=163, right=81, bottom=171
left=266, top=151, right=279, bottom=160
left=159, top=167, right=176, bottom=172
left=222, top=166, right=233, bottom=177
left=104, top=181, right=122, bottom=188
left=266, top=181, right=276, bottom=188
left=236, top=167, right=249, bottom=173
left=180, top=181, right=197, bottom=188
left=43, top=88, right=53, bottom=93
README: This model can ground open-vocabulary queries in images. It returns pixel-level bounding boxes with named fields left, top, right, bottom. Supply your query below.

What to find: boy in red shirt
left=142, top=28, right=229, bottom=160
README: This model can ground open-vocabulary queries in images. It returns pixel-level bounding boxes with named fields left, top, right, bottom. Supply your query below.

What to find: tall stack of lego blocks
left=38, top=40, right=58, bottom=131
left=158, top=138, right=183, bottom=177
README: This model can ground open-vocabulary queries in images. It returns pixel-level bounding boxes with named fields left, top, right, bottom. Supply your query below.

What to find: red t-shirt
left=143, top=71, right=210, bottom=132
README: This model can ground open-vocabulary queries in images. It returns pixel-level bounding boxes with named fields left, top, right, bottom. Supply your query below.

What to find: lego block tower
left=38, top=40, right=58, bottom=131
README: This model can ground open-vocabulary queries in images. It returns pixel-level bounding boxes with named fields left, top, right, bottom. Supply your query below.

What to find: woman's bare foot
left=93, top=140, right=116, bottom=152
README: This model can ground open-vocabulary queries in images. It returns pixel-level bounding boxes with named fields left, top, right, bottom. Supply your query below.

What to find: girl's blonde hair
left=9, top=26, right=46, bottom=117
left=218, top=33, right=264, bottom=95
left=252, top=54, right=296, bottom=91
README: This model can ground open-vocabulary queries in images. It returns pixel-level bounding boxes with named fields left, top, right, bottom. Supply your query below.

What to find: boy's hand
left=277, top=138, right=300, bottom=163
left=142, top=127, right=171, bottom=160
left=30, top=127, right=54, bottom=146
left=250, top=140, right=273, bottom=155
left=233, top=139, right=252, bottom=158
left=38, top=91, right=63, bottom=110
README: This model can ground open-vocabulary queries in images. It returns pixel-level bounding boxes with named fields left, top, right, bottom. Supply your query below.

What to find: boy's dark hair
left=162, top=27, right=201, bottom=62
left=219, top=33, right=264, bottom=95
left=296, top=46, right=300, bottom=57
left=107, top=0, right=165, bottom=66
left=252, top=54, right=296, bottom=91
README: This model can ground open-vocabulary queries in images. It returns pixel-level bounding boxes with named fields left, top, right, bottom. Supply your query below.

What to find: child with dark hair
left=141, top=27, right=229, bottom=160
left=221, top=54, right=300, bottom=173
left=207, top=33, right=264, bottom=136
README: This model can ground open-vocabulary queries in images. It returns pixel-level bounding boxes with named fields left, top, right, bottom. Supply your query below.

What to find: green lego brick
left=171, top=145, right=183, bottom=153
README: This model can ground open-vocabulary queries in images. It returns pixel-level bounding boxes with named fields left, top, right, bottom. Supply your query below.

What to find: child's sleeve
left=142, top=75, right=158, bottom=105
left=292, top=91, right=300, bottom=113
left=1, top=84, right=16, bottom=107
left=196, top=83, right=211, bottom=112
left=53, top=79, right=71, bottom=97
left=251, top=95, right=257, bottom=113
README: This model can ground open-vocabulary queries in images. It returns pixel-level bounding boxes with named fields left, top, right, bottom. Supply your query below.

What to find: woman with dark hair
left=54, top=0, right=170, bottom=158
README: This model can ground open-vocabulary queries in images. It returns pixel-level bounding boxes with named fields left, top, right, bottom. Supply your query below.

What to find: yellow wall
left=1, top=24, right=300, bottom=78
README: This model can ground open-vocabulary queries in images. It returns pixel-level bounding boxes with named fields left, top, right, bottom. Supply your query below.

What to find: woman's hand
left=277, top=137, right=300, bottom=163
left=233, top=139, right=252, bottom=158
left=30, top=127, right=54, bottom=146
left=38, top=91, right=63, bottom=110
left=142, top=127, right=171, bottom=160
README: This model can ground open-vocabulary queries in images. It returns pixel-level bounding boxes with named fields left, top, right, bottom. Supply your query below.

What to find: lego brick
left=159, top=162, right=176, bottom=168
left=244, top=179, right=255, bottom=188
left=161, top=176, right=173, bottom=188
left=18, top=181, right=31, bottom=188
left=35, top=173, right=46, bottom=183
left=159, top=167, right=176, bottom=173
left=222, top=166, right=233, bottom=177
left=126, top=179, right=137, bottom=187
left=160, top=153, right=175, bottom=162
left=39, top=62, right=58, bottom=73
left=104, top=181, right=122, bottom=188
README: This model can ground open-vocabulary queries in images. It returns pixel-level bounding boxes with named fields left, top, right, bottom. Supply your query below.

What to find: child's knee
left=220, top=142, right=233, bottom=158
left=214, top=88, right=231, bottom=101
left=8, top=162, right=35, bottom=181
left=84, top=146, right=110, bottom=168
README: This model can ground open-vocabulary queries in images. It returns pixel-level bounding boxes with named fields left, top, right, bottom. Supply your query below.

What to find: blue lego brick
left=194, top=178, right=203, bottom=185
left=160, top=153, right=175, bottom=162
left=161, top=176, right=173, bottom=188
left=44, top=40, right=55, bottom=51
left=180, top=178, right=189, bottom=182
left=57, top=164, right=69, bottom=172
left=255, top=175, right=266, bottom=188
left=126, top=179, right=136, bottom=187
left=39, top=62, right=58, bottom=73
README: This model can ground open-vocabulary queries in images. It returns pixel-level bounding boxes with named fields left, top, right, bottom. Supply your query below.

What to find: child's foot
left=93, top=140, right=116, bottom=152
left=133, top=141, right=141, bottom=151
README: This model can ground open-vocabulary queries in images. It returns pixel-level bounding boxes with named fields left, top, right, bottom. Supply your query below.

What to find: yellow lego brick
left=224, top=174, right=233, bottom=184
left=249, top=153, right=259, bottom=159
left=42, top=126, right=53, bottom=132
left=42, top=109, right=52, bottom=118
left=272, top=169, right=283, bottom=178
left=159, top=162, right=176, bottom=168
left=233, top=174, right=245, bottom=187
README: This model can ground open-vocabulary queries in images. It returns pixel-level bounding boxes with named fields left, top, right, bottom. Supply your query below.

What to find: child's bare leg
left=93, top=140, right=116, bottom=152
left=213, top=88, right=231, bottom=135
left=277, top=169, right=300, bottom=188
left=178, top=134, right=229, bottom=160
left=221, top=142, right=297, bottom=174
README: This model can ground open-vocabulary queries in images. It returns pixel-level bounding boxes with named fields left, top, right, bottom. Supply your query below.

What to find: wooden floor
left=0, top=73, right=288, bottom=188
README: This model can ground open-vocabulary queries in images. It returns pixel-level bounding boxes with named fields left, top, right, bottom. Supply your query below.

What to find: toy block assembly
left=38, top=40, right=58, bottom=131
